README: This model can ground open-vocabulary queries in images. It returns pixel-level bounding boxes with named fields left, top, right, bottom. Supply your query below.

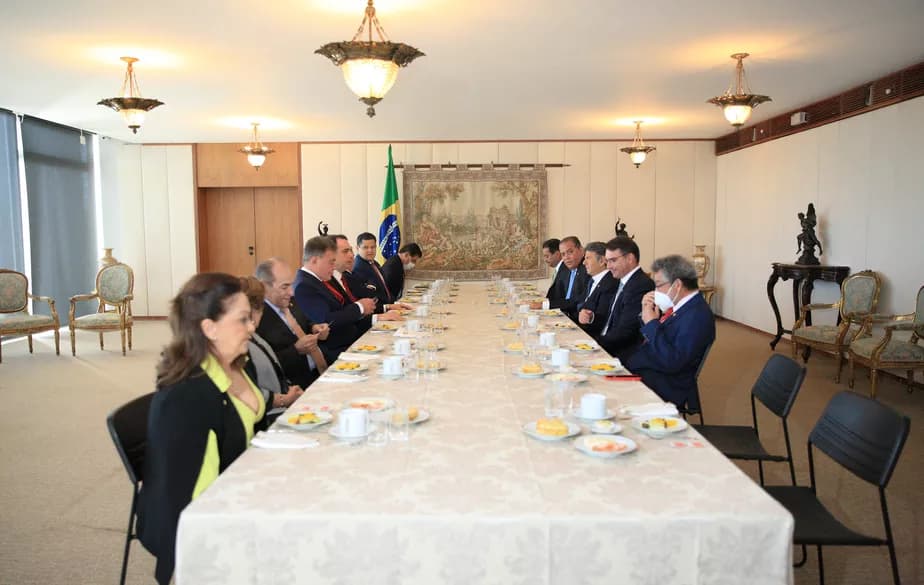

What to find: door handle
left=248, top=245, right=255, bottom=256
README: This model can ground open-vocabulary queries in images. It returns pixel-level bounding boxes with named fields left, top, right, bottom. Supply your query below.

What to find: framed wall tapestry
left=403, top=165, right=548, bottom=280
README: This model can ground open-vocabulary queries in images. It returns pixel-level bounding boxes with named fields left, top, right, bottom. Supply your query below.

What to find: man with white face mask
left=626, top=255, right=715, bottom=409
left=382, top=242, right=422, bottom=300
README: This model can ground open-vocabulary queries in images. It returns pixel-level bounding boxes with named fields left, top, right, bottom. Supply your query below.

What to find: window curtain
left=21, top=117, right=97, bottom=317
left=0, top=111, right=24, bottom=272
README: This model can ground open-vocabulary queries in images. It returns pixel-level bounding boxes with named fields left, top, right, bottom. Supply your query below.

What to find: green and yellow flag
left=376, top=145, right=401, bottom=264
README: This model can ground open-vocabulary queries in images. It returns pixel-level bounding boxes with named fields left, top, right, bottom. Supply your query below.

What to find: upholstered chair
left=69, top=263, right=134, bottom=356
left=0, top=269, right=60, bottom=363
left=848, top=284, right=924, bottom=399
left=791, top=270, right=881, bottom=382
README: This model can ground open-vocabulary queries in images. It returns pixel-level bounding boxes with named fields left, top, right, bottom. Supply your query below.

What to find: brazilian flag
left=376, top=145, right=401, bottom=263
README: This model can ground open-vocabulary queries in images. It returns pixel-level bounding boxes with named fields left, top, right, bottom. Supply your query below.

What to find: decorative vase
left=100, top=248, right=118, bottom=267
left=692, top=245, right=710, bottom=284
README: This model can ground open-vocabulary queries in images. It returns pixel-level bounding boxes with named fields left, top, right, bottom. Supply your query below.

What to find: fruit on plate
left=287, top=412, right=319, bottom=425
left=503, top=321, right=519, bottom=329
left=377, top=323, right=396, bottom=330
left=356, top=345, right=379, bottom=352
left=350, top=400, right=384, bottom=410
left=408, top=407, right=420, bottom=421
left=590, top=363, right=616, bottom=372
left=585, top=437, right=628, bottom=453
left=336, top=362, right=362, bottom=371
left=506, top=342, right=524, bottom=351
left=536, top=418, right=569, bottom=436
left=520, top=363, right=543, bottom=374
left=574, top=343, right=596, bottom=351
left=642, top=417, right=679, bottom=430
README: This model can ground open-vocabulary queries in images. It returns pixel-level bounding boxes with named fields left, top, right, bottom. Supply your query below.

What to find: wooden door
left=254, top=187, right=302, bottom=271
left=201, top=188, right=257, bottom=275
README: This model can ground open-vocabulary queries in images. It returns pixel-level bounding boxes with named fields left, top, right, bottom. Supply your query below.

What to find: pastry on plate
left=536, top=418, right=569, bottom=436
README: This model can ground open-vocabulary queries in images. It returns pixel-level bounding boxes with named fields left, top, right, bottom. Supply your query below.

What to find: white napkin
left=395, top=328, right=427, bottom=338
left=338, top=352, right=381, bottom=362
left=621, top=402, right=680, bottom=417
left=317, top=373, right=369, bottom=383
left=251, top=431, right=319, bottom=450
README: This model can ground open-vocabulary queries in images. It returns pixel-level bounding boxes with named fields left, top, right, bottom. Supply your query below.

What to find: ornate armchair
left=0, top=269, right=60, bottom=363
left=69, top=263, right=134, bottom=356
left=848, top=284, right=924, bottom=399
left=791, top=270, right=881, bottom=382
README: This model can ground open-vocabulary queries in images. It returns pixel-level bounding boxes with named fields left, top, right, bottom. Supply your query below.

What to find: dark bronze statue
left=796, top=203, right=823, bottom=265
left=317, top=221, right=329, bottom=237
left=614, top=217, right=635, bottom=240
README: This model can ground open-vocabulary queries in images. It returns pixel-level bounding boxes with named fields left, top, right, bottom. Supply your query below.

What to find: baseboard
left=134, top=316, right=167, bottom=321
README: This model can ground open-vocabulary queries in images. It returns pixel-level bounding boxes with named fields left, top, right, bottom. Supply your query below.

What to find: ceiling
left=2, top=0, right=923, bottom=143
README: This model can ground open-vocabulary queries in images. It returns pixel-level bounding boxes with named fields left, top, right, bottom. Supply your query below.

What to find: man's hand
left=641, top=291, right=660, bottom=324
left=294, top=333, right=320, bottom=354
left=578, top=308, right=594, bottom=324
left=392, top=302, right=414, bottom=311
left=358, top=298, right=376, bottom=316
left=312, top=323, right=330, bottom=341
left=378, top=310, right=405, bottom=321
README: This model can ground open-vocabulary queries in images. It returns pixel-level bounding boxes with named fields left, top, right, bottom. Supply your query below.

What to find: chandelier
left=316, top=0, right=424, bottom=118
left=620, top=121, right=656, bottom=168
left=707, top=53, right=771, bottom=126
left=240, top=123, right=274, bottom=170
left=97, top=57, right=164, bottom=134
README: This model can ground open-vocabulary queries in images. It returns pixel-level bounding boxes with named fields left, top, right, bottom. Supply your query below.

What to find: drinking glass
left=544, top=380, right=573, bottom=418
left=367, top=421, right=388, bottom=446
left=389, top=407, right=410, bottom=441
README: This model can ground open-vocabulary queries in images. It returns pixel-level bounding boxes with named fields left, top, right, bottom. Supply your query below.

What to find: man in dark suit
left=542, top=238, right=563, bottom=299
left=571, top=240, right=615, bottom=321
left=382, top=242, right=422, bottom=301
left=627, top=255, right=716, bottom=409
left=329, top=234, right=406, bottom=335
left=293, top=236, right=377, bottom=360
left=546, top=236, right=589, bottom=313
left=254, top=258, right=328, bottom=388
left=580, top=237, right=654, bottom=360
left=352, top=232, right=394, bottom=306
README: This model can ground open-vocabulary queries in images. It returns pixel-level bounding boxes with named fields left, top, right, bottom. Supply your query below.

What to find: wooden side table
left=766, top=263, right=850, bottom=349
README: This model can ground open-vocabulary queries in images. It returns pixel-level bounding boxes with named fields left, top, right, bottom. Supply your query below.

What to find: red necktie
left=659, top=307, right=674, bottom=323
left=323, top=281, right=346, bottom=305
left=339, top=276, right=357, bottom=302
left=371, top=262, right=393, bottom=300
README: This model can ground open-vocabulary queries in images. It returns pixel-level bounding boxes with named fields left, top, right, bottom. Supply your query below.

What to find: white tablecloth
left=176, top=282, right=793, bottom=585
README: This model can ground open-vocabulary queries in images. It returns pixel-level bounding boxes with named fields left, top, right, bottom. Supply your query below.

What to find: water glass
left=389, top=408, right=410, bottom=441
left=367, top=422, right=389, bottom=446
left=545, top=381, right=572, bottom=417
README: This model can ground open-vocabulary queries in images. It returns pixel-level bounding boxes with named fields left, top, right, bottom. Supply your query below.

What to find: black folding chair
left=695, top=353, right=806, bottom=485
left=765, top=391, right=910, bottom=585
left=680, top=340, right=713, bottom=424
left=106, top=392, right=154, bottom=585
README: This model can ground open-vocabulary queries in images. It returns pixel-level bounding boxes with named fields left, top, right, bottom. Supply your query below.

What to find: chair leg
left=120, top=490, right=138, bottom=585
left=887, top=537, right=902, bottom=585
left=791, top=340, right=798, bottom=360
left=99, top=332, right=104, bottom=351
left=871, top=369, right=879, bottom=399
left=54, top=329, right=60, bottom=355
left=907, top=370, right=915, bottom=394
left=794, top=544, right=807, bottom=567
left=834, top=352, right=843, bottom=383
left=28, top=334, right=33, bottom=354
left=817, top=545, right=825, bottom=585
left=128, top=327, right=133, bottom=350
left=0, top=335, right=3, bottom=363
left=802, top=346, right=812, bottom=362
left=120, top=327, right=126, bottom=356
left=70, top=328, right=76, bottom=356
left=757, top=460, right=765, bottom=486
left=848, top=358, right=856, bottom=388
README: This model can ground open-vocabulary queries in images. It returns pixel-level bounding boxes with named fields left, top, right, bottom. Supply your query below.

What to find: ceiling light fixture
left=240, top=123, right=274, bottom=170
left=707, top=52, right=771, bottom=127
left=315, top=0, right=424, bottom=118
left=97, top=56, right=164, bottom=134
left=620, top=121, right=656, bottom=168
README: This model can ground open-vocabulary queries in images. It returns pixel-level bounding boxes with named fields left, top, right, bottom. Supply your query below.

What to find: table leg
left=767, top=272, right=783, bottom=349
left=801, top=278, right=815, bottom=361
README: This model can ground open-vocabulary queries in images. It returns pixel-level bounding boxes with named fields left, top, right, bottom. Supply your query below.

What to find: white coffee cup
left=383, top=356, right=404, bottom=376
left=551, top=348, right=571, bottom=368
left=541, top=299, right=551, bottom=310
left=539, top=331, right=557, bottom=347
left=405, top=319, right=421, bottom=332
left=338, top=408, right=369, bottom=437
left=518, top=304, right=530, bottom=314
left=416, top=305, right=429, bottom=317
left=393, top=339, right=412, bottom=356
left=527, top=314, right=540, bottom=328
left=581, top=393, right=607, bottom=419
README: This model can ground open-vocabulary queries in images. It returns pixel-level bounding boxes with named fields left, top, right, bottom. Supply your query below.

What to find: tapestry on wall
left=403, top=165, right=548, bottom=280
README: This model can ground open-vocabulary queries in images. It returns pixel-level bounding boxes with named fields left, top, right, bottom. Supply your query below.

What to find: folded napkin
left=621, top=402, right=680, bottom=417
left=338, top=352, right=381, bottom=362
left=251, top=431, right=319, bottom=450
left=317, top=373, right=369, bottom=384
left=395, top=328, right=427, bottom=338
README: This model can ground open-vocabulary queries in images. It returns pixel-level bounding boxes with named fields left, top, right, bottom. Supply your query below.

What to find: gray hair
left=303, top=236, right=336, bottom=262
left=650, top=255, right=699, bottom=290
left=255, top=258, right=280, bottom=284
left=584, top=241, right=606, bottom=260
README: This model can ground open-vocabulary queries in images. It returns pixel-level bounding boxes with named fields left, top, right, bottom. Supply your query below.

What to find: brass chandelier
left=315, top=0, right=424, bottom=117
left=97, top=56, right=164, bottom=134
left=707, top=52, right=771, bottom=127
left=620, top=121, right=656, bottom=168
left=240, top=123, right=274, bottom=170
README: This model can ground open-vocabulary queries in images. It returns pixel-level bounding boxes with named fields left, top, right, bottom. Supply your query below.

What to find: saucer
left=522, top=420, right=581, bottom=441
left=574, top=435, right=637, bottom=458
left=328, top=423, right=379, bottom=441
left=571, top=409, right=616, bottom=422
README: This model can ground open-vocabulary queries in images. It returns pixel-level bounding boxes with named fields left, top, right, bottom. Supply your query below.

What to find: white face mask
left=653, top=282, right=676, bottom=312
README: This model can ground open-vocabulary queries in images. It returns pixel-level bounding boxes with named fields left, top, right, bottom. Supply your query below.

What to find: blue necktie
left=565, top=269, right=577, bottom=300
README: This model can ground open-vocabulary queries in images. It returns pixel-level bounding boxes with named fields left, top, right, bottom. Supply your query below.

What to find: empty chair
left=765, top=391, right=910, bottom=585
left=0, top=268, right=60, bottom=363
left=69, top=262, right=134, bottom=356
left=106, top=392, right=154, bottom=585
left=695, top=353, right=806, bottom=485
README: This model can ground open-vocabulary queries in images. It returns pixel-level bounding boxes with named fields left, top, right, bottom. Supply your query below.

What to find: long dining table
left=175, top=281, right=794, bottom=585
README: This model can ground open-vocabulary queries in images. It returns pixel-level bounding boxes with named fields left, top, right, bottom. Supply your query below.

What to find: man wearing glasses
left=627, top=255, right=716, bottom=409
left=580, top=237, right=654, bottom=360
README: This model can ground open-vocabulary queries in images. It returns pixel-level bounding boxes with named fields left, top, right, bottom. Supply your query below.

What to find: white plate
left=522, top=420, right=581, bottom=441
left=590, top=420, right=623, bottom=434
left=331, top=362, right=369, bottom=375
left=277, top=410, right=334, bottom=430
left=569, top=341, right=601, bottom=353
left=351, top=344, right=384, bottom=353
left=571, top=408, right=616, bottom=422
left=328, top=423, right=379, bottom=441
left=545, top=372, right=589, bottom=383
left=370, top=323, right=400, bottom=333
left=500, top=322, right=520, bottom=331
left=503, top=343, right=525, bottom=354
left=512, top=366, right=551, bottom=379
left=407, top=407, right=430, bottom=425
left=585, top=361, right=630, bottom=376
left=408, top=360, right=446, bottom=371
left=632, top=416, right=688, bottom=438
left=490, top=299, right=507, bottom=304
left=343, top=397, right=395, bottom=412
left=541, top=321, right=577, bottom=331
left=574, top=435, right=637, bottom=458
left=411, top=341, right=446, bottom=351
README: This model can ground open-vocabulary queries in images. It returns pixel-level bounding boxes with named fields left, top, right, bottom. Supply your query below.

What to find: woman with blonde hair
left=138, top=272, right=266, bottom=585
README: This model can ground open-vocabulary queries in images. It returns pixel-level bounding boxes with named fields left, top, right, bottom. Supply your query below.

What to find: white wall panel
left=458, top=143, right=499, bottom=165
left=538, top=142, right=566, bottom=242
left=339, top=144, right=367, bottom=240
left=115, top=144, right=147, bottom=315
left=654, top=142, right=696, bottom=259
left=165, top=145, right=196, bottom=293
left=498, top=142, right=538, bottom=165
left=140, top=147, right=173, bottom=316
left=405, top=143, right=432, bottom=165
left=300, top=144, right=341, bottom=242
left=562, top=143, right=592, bottom=243
left=588, top=143, right=619, bottom=242
left=615, top=144, right=656, bottom=267
left=431, top=143, right=459, bottom=166
left=693, top=142, right=717, bottom=286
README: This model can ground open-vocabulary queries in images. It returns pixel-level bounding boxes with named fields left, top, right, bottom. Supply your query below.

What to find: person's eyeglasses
left=654, top=281, right=671, bottom=290
left=605, top=253, right=626, bottom=264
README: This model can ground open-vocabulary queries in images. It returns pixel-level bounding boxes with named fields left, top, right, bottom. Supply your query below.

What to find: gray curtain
left=21, top=117, right=97, bottom=317
left=0, top=111, right=24, bottom=272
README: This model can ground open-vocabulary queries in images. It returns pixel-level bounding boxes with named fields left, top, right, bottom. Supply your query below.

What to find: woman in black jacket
left=138, top=272, right=267, bottom=585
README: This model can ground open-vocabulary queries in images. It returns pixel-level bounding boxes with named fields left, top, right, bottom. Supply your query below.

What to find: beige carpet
left=0, top=320, right=920, bottom=585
